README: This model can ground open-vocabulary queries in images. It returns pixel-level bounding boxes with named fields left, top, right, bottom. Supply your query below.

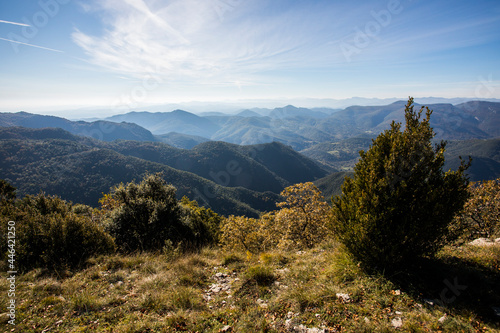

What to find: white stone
left=220, top=325, right=232, bottom=332
left=469, top=238, right=500, bottom=247
left=336, top=293, right=351, bottom=302
left=391, top=317, right=403, bottom=328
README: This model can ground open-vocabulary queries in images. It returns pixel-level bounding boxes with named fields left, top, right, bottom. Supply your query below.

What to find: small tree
left=106, top=173, right=193, bottom=252
left=269, top=182, right=331, bottom=249
left=450, top=178, right=500, bottom=241
left=220, top=182, right=331, bottom=252
left=331, top=98, right=470, bottom=269
left=220, top=215, right=263, bottom=253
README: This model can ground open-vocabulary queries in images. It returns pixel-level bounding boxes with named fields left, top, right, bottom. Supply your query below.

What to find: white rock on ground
left=336, top=293, right=351, bottom=303
left=391, top=317, right=403, bottom=328
left=469, top=238, right=500, bottom=246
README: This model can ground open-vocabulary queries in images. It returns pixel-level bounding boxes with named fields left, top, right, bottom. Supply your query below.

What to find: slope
left=0, top=112, right=156, bottom=142
left=0, top=133, right=280, bottom=217
left=106, top=110, right=220, bottom=137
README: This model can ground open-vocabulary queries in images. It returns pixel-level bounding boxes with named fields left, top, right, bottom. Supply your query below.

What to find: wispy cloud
left=0, top=37, right=64, bottom=53
left=72, top=0, right=500, bottom=92
left=72, top=0, right=339, bottom=85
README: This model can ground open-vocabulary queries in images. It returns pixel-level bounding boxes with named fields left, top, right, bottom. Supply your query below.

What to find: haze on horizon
left=1, top=0, right=499, bottom=118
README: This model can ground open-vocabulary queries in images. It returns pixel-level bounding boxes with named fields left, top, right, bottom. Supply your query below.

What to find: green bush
left=1, top=192, right=115, bottom=272
left=180, top=196, right=222, bottom=247
left=330, top=98, right=470, bottom=270
left=105, top=173, right=195, bottom=252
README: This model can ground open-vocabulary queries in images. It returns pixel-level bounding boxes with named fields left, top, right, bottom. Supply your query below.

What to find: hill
left=314, top=171, right=354, bottom=200
left=156, top=132, right=210, bottom=149
left=444, top=138, right=500, bottom=181
left=4, top=101, right=499, bottom=152
left=0, top=127, right=328, bottom=216
left=0, top=111, right=156, bottom=142
left=106, top=110, right=220, bottom=137
left=0, top=137, right=279, bottom=217
left=7, top=244, right=500, bottom=331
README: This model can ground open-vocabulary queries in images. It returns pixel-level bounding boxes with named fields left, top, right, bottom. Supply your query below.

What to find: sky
left=1, top=0, right=500, bottom=117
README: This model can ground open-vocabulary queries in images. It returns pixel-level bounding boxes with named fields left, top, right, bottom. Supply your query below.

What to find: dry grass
left=1, top=244, right=499, bottom=332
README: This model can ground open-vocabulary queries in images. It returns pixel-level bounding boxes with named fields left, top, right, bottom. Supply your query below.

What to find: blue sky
left=1, top=0, right=499, bottom=116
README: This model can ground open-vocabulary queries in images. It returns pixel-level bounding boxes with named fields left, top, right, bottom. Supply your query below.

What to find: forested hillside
left=0, top=127, right=326, bottom=216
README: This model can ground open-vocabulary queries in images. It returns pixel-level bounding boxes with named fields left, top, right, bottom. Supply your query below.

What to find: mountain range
left=1, top=99, right=499, bottom=216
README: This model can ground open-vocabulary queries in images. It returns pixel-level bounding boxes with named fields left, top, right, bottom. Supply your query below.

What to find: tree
left=267, top=182, right=331, bottom=249
left=450, top=178, right=500, bottom=241
left=106, top=173, right=193, bottom=252
left=220, top=215, right=263, bottom=253
left=0, top=179, right=16, bottom=202
left=220, top=182, right=331, bottom=252
left=330, top=97, right=470, bottom=269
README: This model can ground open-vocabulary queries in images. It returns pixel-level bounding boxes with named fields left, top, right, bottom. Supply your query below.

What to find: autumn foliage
left=220, top=182, right=331, bottom=252
left=451, top=178, right=500, bottom=241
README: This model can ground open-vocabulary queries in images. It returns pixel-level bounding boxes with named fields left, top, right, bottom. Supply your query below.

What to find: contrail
left=0, top=19, right=30, bottom=27
left=0, top=37, right=64, bottom=53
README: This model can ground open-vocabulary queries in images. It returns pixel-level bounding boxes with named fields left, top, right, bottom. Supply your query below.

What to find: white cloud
left=72, top=0, right=341, bottom=86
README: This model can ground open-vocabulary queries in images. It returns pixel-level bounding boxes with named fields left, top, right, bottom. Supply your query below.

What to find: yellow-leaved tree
left=267, top=182, right=331, bottom=250
left=221, top=182, right=331, bottom=252
left=451, top=178, right=500, bottom=242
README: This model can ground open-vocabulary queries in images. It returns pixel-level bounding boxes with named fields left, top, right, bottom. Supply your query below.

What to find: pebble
left=336, top=293, right=351, bottom=302
left=220, top=324, right=232, bottom=332
left=391, top=317, right=403, bottom=328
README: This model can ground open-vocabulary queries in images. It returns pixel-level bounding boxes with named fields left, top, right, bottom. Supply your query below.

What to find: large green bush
left=330, top=98, right=470, bottom=269
left=0, top=191, right=115, bottom=272
left=180, top=196, right=223, bottom=247
left=105, top=173, right=195, bottom=252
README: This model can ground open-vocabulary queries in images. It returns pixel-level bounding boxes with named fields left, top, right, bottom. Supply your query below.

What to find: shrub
left=220, top=215, right=263, bottom=253
left=267, top=182, right=331, bottom=250
left=1, top=193, right=115, bottom=272
left=180, top=196, right=223, bottom=247
left=220, top=182, right=331, bottom=252
left=330, top=98, right=470, bottom=270
left=105, top=173, right=194, bottom=252
left=450, top=178, right=500, bottom=242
